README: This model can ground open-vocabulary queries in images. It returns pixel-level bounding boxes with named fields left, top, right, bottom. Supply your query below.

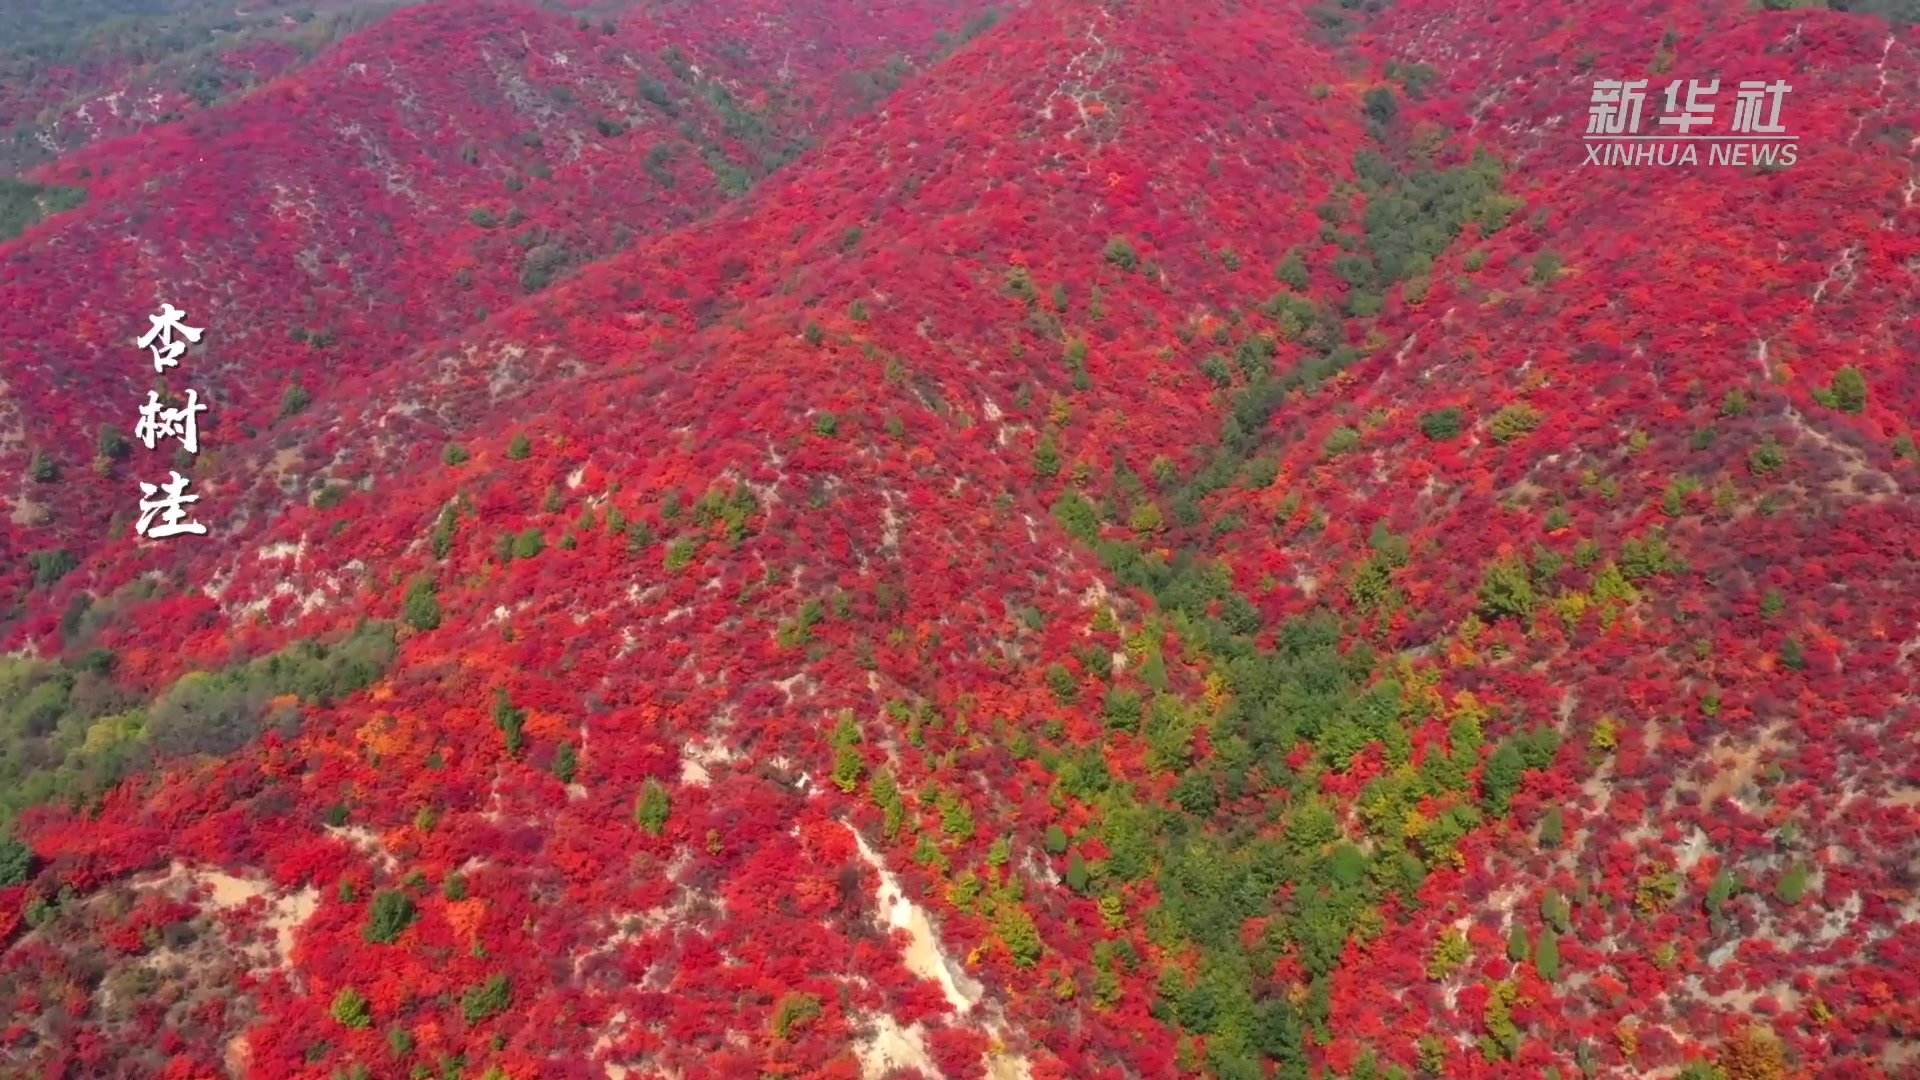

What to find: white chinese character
left=1731, top=80, right=1792, bottom=134
left=1587, top=79, right=1649, bottom=135
left=135, top=303, right=203, bottom=372
left=136, top=471, right=207, bottom=539
left=134, top=389, right=207, bottom=454
left=1658, top=78, right=1719, bottom=134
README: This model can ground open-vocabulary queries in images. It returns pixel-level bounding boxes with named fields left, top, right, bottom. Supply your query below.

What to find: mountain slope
left=3, top=0, right=1920, bottom=1078
left=0, top=0, right=1003, bottom=602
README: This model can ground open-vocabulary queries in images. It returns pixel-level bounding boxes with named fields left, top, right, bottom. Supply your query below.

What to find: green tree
left=331, top=986, right=372, bottom=1028
left=1489, top=402, right=1544, bottom=443
left=460, top=974, right=512, bottom=1023
left=1506, top=921, right=1529, bottom=962
left=1065, top=850, right=1090, bottom=893
left=29, top=549, right=76, bottom=588
left=507, top=433, right=532, bottom=460
left=403, top=577, right=441, bottom=631
left=1046, top=662, right=1079, bottom=703
left=0, top=834, right=34, bottom=886
left=1420, top=407, right=1464, bottom=441
left=1362, top=85, right=1399, bottom=125
left=635, top=779, right=672, bottom=836
left=27, top=451, right=57, bottom=484
left=1427, top=927, right=1470, bottom=980
left=1540, top=807, right=1565, bottom=848
left=1530, top=250, right=1563, bottom=284
left=1478, top=557, right=1537, bottom=621
left=1776, top=863, right=1810, bottom=905
left=996, top=900, right=1044, bottom=967
left=1103, top=688, right=1144, bottom=732
left=96, top=424, right=129, bottom=460
left=280, top=383, right=311, bottom=419
left=1828, top=366, right=1868, bottom=414
left=1044, top=823, right=1069, bottom=855
left=1749, top=437, right=1786, bottom=475
left=1542, top=889, right=1572, bottom=934
left=552, top=741, right=578, bottom=784
left=1276, top=249, right=1310, bottom=290
left=830, top=712, right=865, bottom=793
left=1034, top=433, right=1061, bottom=477
left=1535, top=927, right=1561, bottom=981
left=492, top=688, right=526, bottom=756
left=1482, top=741, right=1526, bottom=816
left=364, top=890, right=417, bottom=944
left=771, top=992, right=822, bottom=1040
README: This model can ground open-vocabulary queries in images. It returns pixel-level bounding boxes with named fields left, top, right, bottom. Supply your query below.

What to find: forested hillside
left=2, top=0, right=1919, bottom=1078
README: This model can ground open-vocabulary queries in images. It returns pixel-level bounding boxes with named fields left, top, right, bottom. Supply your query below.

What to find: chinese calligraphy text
left=132, top=305, right=210, bottom=539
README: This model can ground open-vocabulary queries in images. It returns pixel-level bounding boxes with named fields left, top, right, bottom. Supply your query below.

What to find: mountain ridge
left=3, top=0, right=1920, bottom=1078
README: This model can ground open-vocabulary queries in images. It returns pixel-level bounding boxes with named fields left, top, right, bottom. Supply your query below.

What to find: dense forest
left=2, top=0, right=1919, bottom=1077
